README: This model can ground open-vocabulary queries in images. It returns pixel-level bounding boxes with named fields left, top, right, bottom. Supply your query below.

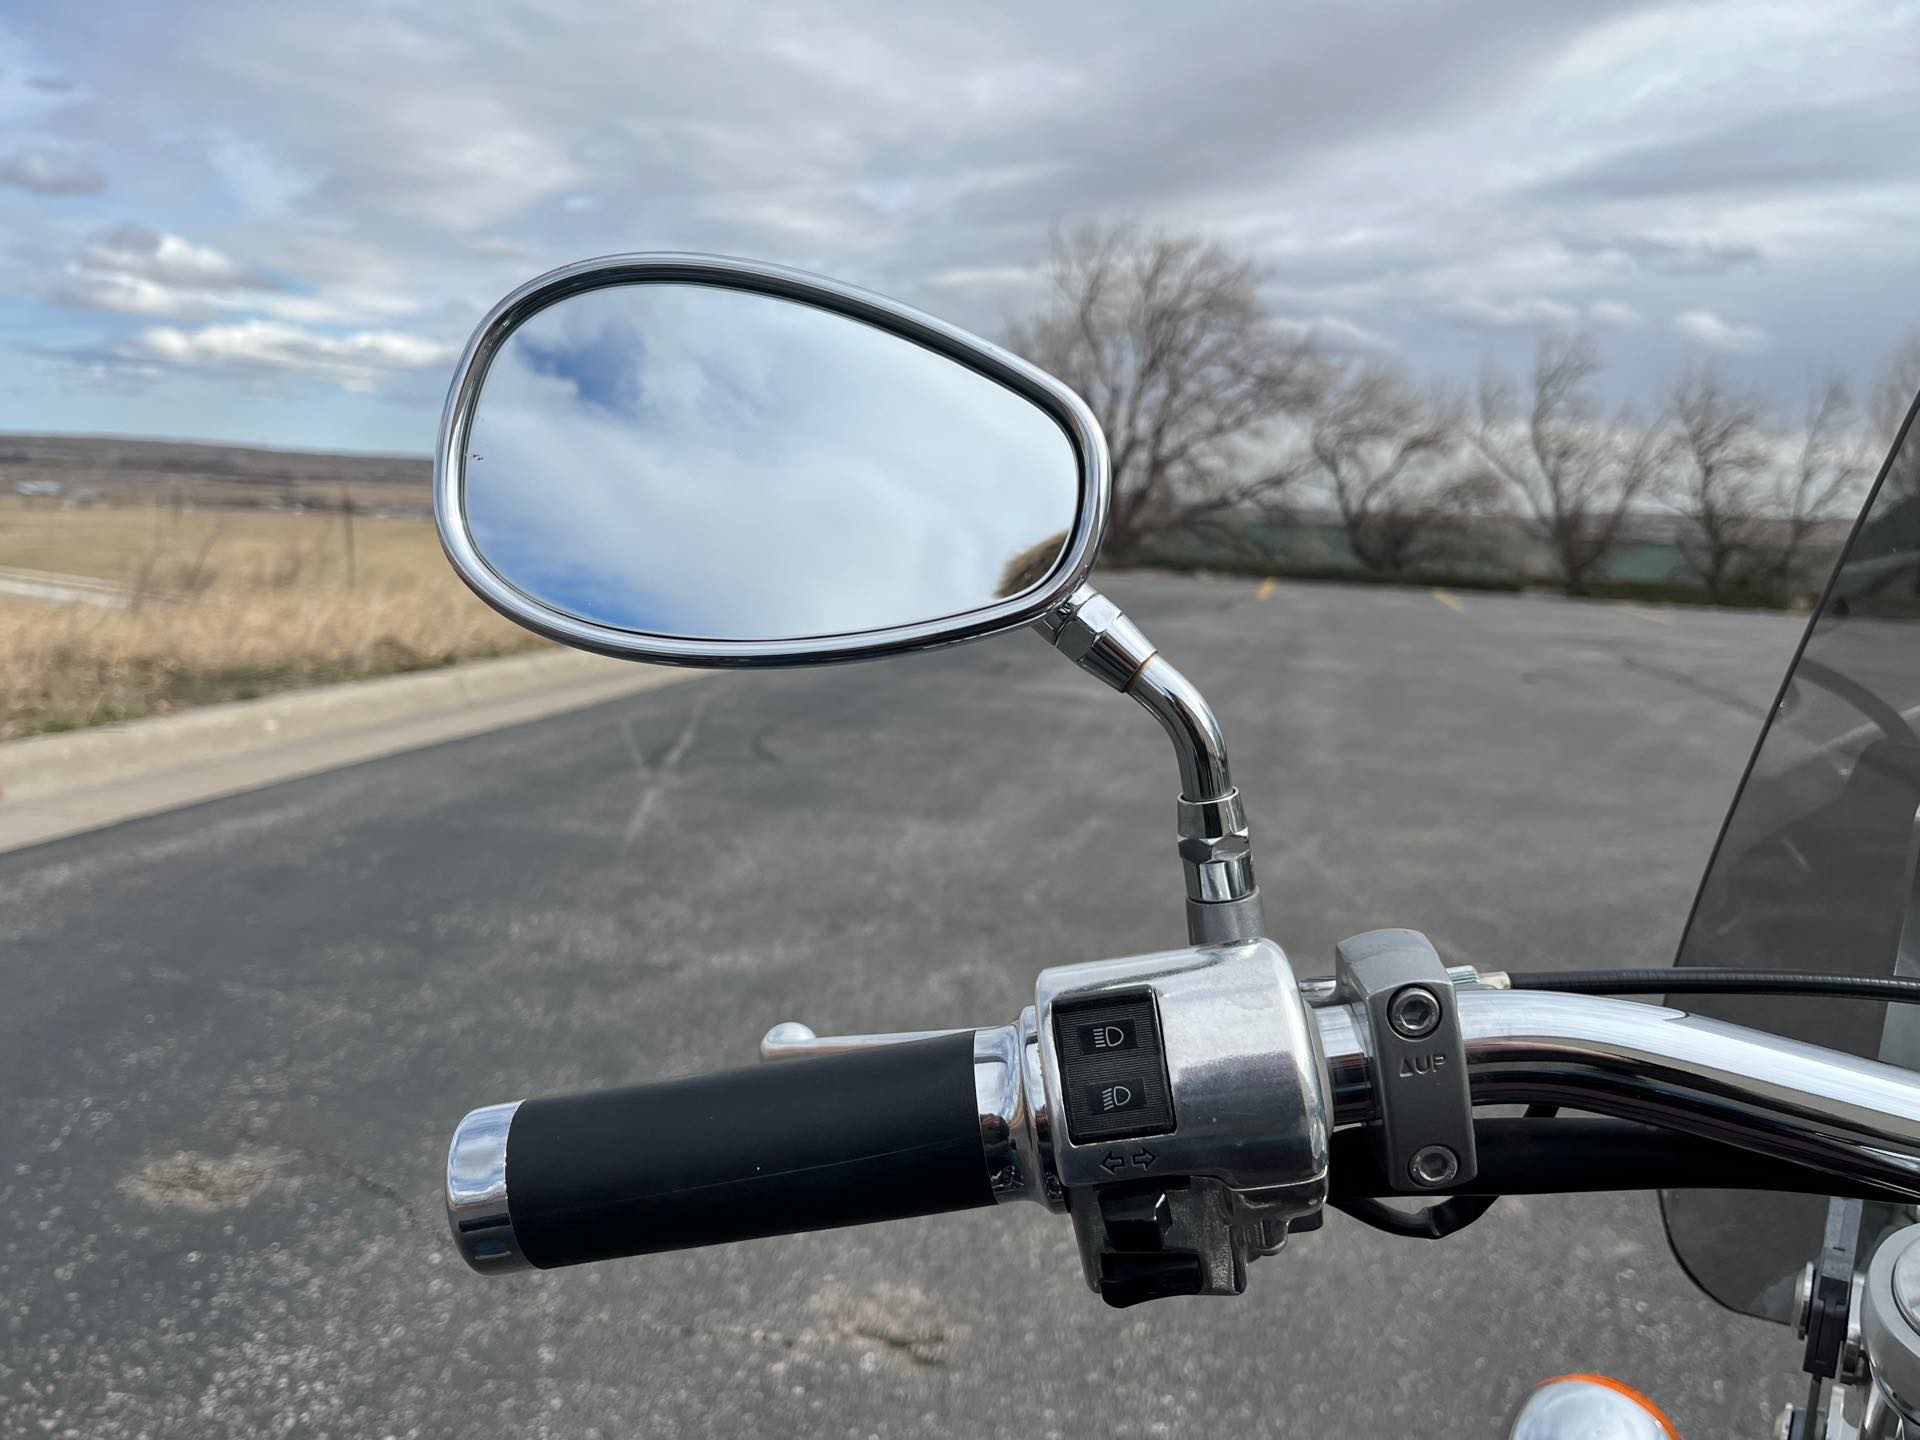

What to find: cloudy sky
left=1, top=0, right=1915, bottom=455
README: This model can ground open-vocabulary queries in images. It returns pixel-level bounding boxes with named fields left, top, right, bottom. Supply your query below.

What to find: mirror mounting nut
left=1046, top=587, right=1156, bottom=693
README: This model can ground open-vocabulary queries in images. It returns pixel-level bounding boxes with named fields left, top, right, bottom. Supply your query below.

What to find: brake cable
left=1331, top=1191, right=1501, bottom=1238
left=1330, top=1105, right=1558, bottom=1241
left=1502, top=968, right=1920, bottom=1003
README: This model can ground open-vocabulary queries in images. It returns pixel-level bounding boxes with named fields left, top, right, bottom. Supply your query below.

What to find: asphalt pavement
left=1, top=574, right=1816, bottom=1438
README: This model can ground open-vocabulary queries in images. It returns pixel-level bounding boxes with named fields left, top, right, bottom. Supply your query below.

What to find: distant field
left=0, top=432, right=430, bottom=514
left=0, top=501, right=436, bottom=588
left=0, top=499, right=541, bottom=742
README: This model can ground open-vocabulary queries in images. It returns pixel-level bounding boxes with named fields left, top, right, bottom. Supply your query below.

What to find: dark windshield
left=1663, top=392, right=1920, bottom=1322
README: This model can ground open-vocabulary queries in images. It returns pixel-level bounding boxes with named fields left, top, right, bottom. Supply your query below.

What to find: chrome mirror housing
left=434, top=253, right=1110, bottom=668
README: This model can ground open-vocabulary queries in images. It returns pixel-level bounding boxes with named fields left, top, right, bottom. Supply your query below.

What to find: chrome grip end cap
left=446, top=1100, right=531, bottom=1274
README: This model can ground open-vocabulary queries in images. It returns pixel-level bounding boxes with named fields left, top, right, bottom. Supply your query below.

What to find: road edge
left=0, top=649, right=696, bottom=855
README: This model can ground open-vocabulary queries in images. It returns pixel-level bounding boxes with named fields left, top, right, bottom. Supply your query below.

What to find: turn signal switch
left=764, top=936, right=1331, bottom=1306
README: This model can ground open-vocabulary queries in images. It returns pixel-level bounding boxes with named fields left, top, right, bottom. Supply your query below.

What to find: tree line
left=1007, top=224, right=1920, bottom=602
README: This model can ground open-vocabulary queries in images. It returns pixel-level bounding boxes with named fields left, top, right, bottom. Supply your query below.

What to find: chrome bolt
left=1388, top=985, right=1442, bottom=1040
left=1408, top=1145, right=1459, bottom=1187
left=1793, top=1261, right=1816, bottom=1339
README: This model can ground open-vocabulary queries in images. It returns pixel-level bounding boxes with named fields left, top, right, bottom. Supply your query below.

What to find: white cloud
left=0, top=146, right=104, bottom=194
left=46, top=224, right=410, bottom=329
left=1672, top=308, right=1769, bottom=354
left=53, top=270, right=202, bottom=317
left=81, top=224, right=268, bottom=289
left=51, top=224, right=279, bottom=318
left=1588, top=299, right=1645, bottom=329
left=122, top=319, right=456, bottom=390
left=923, top=262, right=1039, bottom=292
left=1558, top=231, right=1761, bottom=277
left=1435, top=296, right=1580, bottom=331
left=1272, top=314, right=1398, bottom=353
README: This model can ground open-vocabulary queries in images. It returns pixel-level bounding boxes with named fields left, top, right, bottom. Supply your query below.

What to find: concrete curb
left=0, top=648, right=696, bottom=854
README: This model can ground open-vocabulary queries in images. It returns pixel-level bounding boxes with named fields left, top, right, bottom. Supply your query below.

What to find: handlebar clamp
left=1332, top=928, right=1477, bottom=1191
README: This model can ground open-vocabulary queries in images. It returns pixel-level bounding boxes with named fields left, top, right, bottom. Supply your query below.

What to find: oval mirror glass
left=438, top=261, right=1105, bottom=664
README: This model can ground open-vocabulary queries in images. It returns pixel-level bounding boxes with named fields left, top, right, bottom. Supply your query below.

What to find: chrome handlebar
left=1316, top=983, right=1920, bottom=1199
left=764, top=977, right=1920, bottom=1208
left=448, top=941, right=1920, bottom=1303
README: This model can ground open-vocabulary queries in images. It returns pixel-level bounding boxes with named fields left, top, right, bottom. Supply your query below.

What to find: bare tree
left=1469, top=333, right=1662, bottom=593
left=1663, top=374, right=1869, bottom=599
left=1307, top=363, right=1469, bottom=574
left=1006, top=224, right=1326, bottom=558
left=1871, top=326, right=1920, bottom=448
left=1661, top=368, right=1768, bottom=597
left=1761, top=377, right=1873, bottom=591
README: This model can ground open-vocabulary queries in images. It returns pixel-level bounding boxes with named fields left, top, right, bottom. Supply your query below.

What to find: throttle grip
left=446, top=1031, right=994, bottom=1272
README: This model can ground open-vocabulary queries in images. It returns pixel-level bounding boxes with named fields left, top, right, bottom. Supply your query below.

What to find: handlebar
left=446, top=954, right=1920, bottom=1291
left=1315, top=985, right=1920, bottom=1196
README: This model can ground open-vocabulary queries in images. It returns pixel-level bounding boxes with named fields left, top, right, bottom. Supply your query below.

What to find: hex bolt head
left=1388, top=985, right=1442, bottom=1040
left=1408, top=1145, right=1459, bottom=1187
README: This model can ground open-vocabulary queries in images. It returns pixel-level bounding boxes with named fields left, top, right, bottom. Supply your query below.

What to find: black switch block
left=1053, top=990, right=1175, bottom=1144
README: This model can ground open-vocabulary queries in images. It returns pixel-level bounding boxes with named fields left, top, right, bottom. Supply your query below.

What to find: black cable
left=1507, top=968, right=1920, bottom=1004
left=1328, top=1104, right=1560, bottom=1241
left=1330, top=1192, right=1497, bottom=1239
left=1330, top=1118, right=1911, bottom=1204
left=1324, top=1104, right=1920, bottom=1241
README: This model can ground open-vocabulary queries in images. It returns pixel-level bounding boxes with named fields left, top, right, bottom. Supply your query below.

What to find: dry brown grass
left=0, top=501, right=544, bottom=741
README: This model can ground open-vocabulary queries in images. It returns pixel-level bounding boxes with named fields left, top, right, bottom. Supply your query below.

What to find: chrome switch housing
left=1033, top=937, right=1332, bottom=1300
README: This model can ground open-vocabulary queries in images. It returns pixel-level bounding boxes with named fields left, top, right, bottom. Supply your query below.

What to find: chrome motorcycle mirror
left=434, top=253, right=1108, bottom=666
left=439, top=253, right=1266, bottom=943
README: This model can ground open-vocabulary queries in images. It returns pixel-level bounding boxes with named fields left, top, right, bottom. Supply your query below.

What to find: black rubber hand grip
left=504, top=1031, right=992, bottom=1269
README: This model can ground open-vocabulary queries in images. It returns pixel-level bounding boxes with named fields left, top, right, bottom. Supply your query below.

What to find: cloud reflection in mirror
left=462, top=281, right=1080, bottom=642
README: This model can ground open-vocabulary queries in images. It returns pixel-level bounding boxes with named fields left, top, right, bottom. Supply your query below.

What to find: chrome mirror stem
left=1037, top=584, right=1264, bottom=946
